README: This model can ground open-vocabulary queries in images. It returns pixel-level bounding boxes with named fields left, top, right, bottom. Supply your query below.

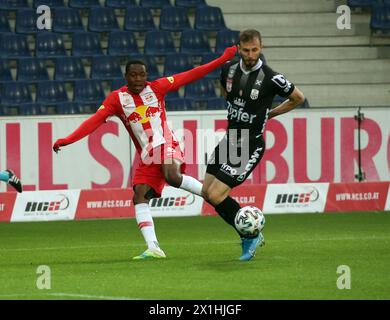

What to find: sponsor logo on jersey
left=226, top=79, right=233, bottom=92
left=127, top=105, right=160, bottom=124
left=167, top=76, right=174, bottom=84
left=237, top=146, right=263, bottom=182
left=221, top=163, right=237, bottom=176
left=227, top=102, right=257, bottom=124
left=98, top=105, right=105, bottom=110
left=250, top=89, right=259, bottom=100
left=271, top=74, right=292, bottom=93
left=233, top=97, right=246, bottom=107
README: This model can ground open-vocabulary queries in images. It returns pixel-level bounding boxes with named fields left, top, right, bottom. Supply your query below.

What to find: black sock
left=214, top=196, right=242, bottom=234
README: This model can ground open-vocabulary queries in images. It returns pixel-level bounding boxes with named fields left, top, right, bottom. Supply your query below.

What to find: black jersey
left=220, top=57, right=295, bottom=138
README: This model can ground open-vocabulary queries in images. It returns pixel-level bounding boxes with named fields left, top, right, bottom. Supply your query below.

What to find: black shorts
left=206, top=132, right=265, bottom=188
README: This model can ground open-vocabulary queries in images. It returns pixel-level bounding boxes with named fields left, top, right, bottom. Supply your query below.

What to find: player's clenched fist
left=53, top=138, right=68, bottom=153
left=222, top=45, right=237, bottom=60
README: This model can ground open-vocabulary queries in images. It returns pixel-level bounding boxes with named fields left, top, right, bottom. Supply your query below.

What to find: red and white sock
left=135, top=203, right=159, bottom=250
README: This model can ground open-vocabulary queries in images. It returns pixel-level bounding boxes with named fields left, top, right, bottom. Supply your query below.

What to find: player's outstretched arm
left=268, top=87, right=305, bottom=120
left=157, top=46, right=237, bottom=92
left=53, top=111, right=108, bottom=153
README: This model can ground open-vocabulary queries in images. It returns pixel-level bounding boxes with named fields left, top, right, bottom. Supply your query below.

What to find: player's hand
left=53, top=139, right=67, bottom=153
left=222, top=45, right=237, bottom=60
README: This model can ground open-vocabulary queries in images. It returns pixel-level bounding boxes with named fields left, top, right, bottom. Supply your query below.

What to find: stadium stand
left=88, top=7, right=120, bottom=32
left=159, top=6, right=191, bottom=32
left=0, top=0, right=388, bottom=115
left=54, top=56, right=87, bottom=81
left=17, top=58, right=50, bottom=82
left=180, top=29, right=212, bottom=55
left=73, top=79, right=105, bottom=105
left=0, top=59, right=13, bottom=82
left=124, top=6, right=156, bottom=32
left=105, top=0, right=137, bottom=9
left=19, top=102, right=48, bottom=115
left=52, top=8, right=84, bottom=33
left=36, top=81, right=68, bottom=105
left=175, top=0, right=207, bottom=8
left=144, top=30, right=176, bottom=55
left=15, top=9, right=39, bottom=34
left=0, top=34, right=30, bottom=57
left=1, top=82, right=32, bottom=106
left=35, top=32, right=67, bottom=57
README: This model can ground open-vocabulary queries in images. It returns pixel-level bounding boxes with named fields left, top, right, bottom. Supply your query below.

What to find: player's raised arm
left=154, top=45, right=237, bottom=93
left=52, top=108, right=109, bottom=153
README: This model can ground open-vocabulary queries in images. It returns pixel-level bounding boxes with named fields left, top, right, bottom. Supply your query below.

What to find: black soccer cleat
left=6, top=169, right=23, bottom=193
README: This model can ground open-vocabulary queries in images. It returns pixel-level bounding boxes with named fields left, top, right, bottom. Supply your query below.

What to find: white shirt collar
left=239, top=58, right=263, bottom=75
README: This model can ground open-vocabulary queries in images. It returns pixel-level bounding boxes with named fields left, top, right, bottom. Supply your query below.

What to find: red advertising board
left=75, top=188, right=135, bottom=220
left=325, top=182, right=389, bottom=212
left=0, top=193, right=17, bottom=222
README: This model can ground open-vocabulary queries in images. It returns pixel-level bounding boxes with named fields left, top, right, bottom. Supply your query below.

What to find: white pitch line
left=0, top=292, right=141, bottom=300
left=0, top=236, right=389, bottom=252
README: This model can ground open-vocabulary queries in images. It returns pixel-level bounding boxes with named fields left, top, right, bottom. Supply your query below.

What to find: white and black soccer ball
left=234, top=206, right=265, bottom=236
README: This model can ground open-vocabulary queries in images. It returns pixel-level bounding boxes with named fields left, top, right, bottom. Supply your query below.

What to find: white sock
left=179, top=174, right=203, bottom=196
left=135, top=203, right=160, bottom=250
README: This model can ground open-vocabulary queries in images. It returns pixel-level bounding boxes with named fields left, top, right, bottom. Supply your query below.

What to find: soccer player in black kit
left=202, top=29, right=305, bottom=261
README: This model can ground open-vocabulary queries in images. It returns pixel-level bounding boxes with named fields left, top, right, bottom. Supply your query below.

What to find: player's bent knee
left=203, top=188, right=225, bottom=206
left=164, top=171, right=182, bottom=188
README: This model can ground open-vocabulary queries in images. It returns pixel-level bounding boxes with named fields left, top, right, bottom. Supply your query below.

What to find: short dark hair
left=239, top=29, right=262, bottom=44
left=125, top=59, right=147, bottom=74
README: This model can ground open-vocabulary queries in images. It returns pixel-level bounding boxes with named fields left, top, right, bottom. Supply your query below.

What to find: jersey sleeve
left=100, top=91, right=121, bottom=118
left=219, top=62, right=230, bottom=91
left=270, top=72, right=295, bottom=98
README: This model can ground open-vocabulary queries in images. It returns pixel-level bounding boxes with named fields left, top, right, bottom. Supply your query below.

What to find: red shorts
left=133, top=143, right=186, bottom=198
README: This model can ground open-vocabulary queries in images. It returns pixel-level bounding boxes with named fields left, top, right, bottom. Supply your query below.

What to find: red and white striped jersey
left=100, top=77, right=180, bottom=159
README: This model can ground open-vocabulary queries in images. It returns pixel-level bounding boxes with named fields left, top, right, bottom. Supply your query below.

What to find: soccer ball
left=234, top=206, right=265, bottom=236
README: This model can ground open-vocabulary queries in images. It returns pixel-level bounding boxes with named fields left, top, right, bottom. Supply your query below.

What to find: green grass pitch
left=0, top=212, right=389, bottom=300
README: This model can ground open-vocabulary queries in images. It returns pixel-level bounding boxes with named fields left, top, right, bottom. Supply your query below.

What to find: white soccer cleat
left=132, top=247, right=166, bottom=260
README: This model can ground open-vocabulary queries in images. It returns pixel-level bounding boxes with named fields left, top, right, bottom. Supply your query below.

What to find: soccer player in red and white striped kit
left=53, top=46, right=237, bottom=259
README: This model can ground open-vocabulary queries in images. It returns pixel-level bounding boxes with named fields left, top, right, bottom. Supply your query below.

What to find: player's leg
left=0, top=169, right=22, bottom=193
left=132, top=160, right=167, bottom=260
left=162, top=158, right=203, bottom=196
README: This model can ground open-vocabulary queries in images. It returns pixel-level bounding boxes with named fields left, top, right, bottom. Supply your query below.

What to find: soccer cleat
left=132, top=248, right=166, bottom=260
left=239, top=232, right=265, bottom=261
left=6, top=170, right=23, bottom=193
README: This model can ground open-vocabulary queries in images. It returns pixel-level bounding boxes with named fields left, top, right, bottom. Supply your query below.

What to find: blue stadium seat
left=0, top=105, right=9, bottom=115
left=0, top=34, right=30, bottom=57
left=88, top=7, right=119, bottom=32
left=347, top=0, right=377, bottom=8
left=105, top=0, right=136, bottom=8
left=0, top=9, right=10, bottom=32
left=207, top=97, right=225, bottom=109
left=37, top=81, right=68, bottom=104
left=180, top=29, right=211, bottom=55
left=15, top=9, right=39, bottom=34
left=165, top=97, right=194, bottom=111
left=111, top=78, right=126, bottom=90
left=163, top=53, right=193, bottom=76
left=128, top=54, right=160, bottom=80
left=165, top=91, right=180, bottom=100
left=56, top=101, right=82, bottom=114
left=175, top=0, right=206, bottom=8
left=53, top=8, right=84, bottom=33
left=108, top=31, right=139, bottom=56
left=144, top=30, right=176, bottom=56
left=0, top=0, right=28, bottom=10
left=1, top=82, right=32, bottom=106
left=17, top=58, right=50, bottom=82
left=194, top=5, right=226, bottom=31
left=91, top=56, right=123, bottom=80
left=200, top=52, right=220, bottom=79
left=215, top=29, right=239, bottom=54
left=124, top=6, right=155, bottom=32
left=74, top=80, right=105, bottom=104
left=72, top=32, right=103, bottom=57
left=35, top=32, right=67, bottom=58
left=54, top=56, right=86, bottom=80
left=0, top=59, right=12, bottom=82
left=159, top=6, right=191, bottom=32
left=139, top=0, right=171, bottom=9
left=68, top=0, right=101, bottom=9
left=184, top=78, right=216, bottom=99
left=370, top=3, right=390, bottom=32
left=34, top=0, right=66, bottom=8
left=19, top=102, right=48, bottom=115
